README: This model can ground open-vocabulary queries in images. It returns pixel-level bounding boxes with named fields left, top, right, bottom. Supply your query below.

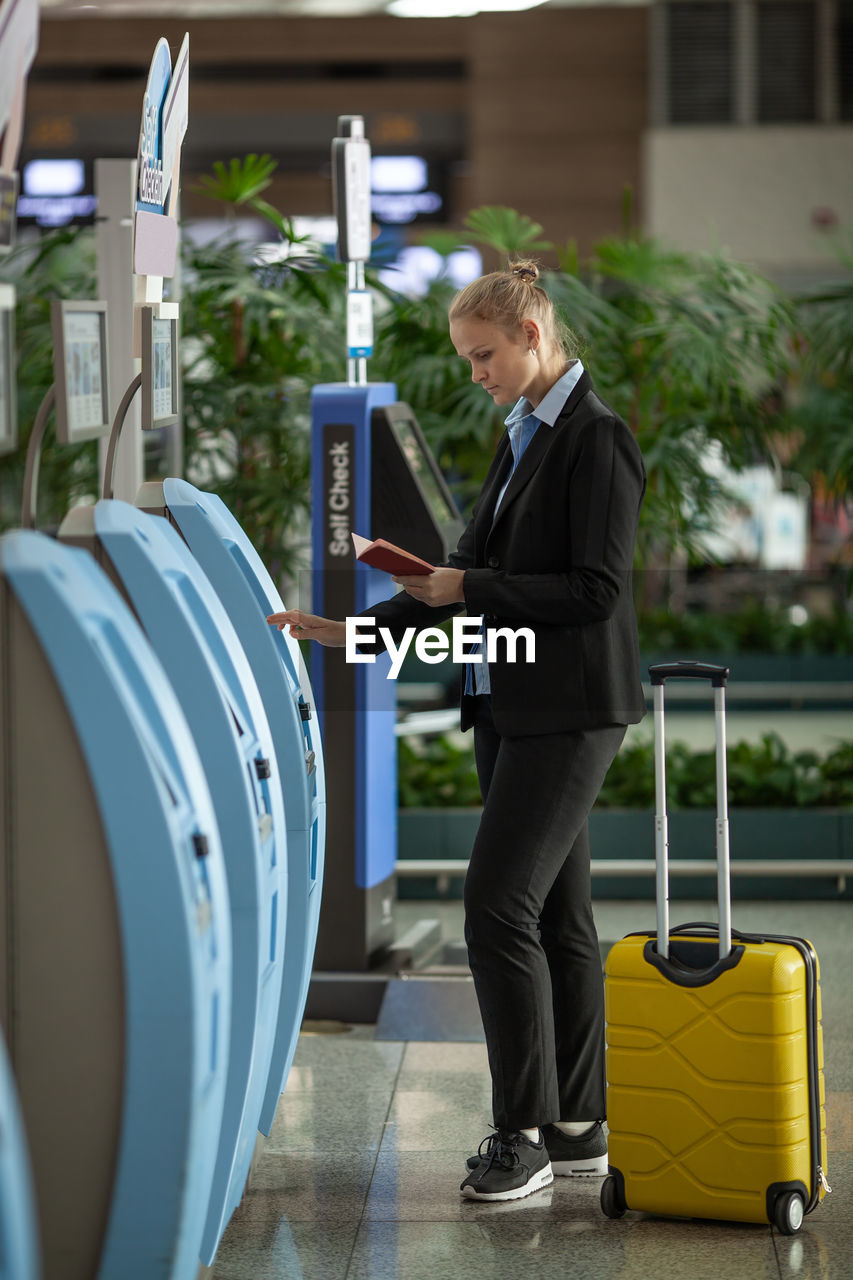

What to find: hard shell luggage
left=601, top=661, right=830, bottom=1234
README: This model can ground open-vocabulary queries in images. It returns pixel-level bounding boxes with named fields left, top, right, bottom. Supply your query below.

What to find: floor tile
left=826, top=1092, right=853, bottom=1155
left=346, top=1215, right=781, bottom=1280
left=363, top=1150, right=607, bottom=1221
left=211, top=898, right=853, bottom=1280
left=283, top=1033, right=403, bottom=1093
left=395, top=1041, right=490, bottom=1089
left=381, top=1088, right=493, bottom=1152
left=824, top=1037, right=853, bottom=1093
left=776, top=1215, right=853, bottom=1280
left=266, top=1086, right=395, bottom=1153
left=212, top=1217, right=357, bottom=1280
left=241, top=1150, right=377, bottom=1214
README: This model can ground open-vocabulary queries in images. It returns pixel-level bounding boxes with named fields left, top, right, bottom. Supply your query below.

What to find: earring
left=529, top=346, right=537, bottom=356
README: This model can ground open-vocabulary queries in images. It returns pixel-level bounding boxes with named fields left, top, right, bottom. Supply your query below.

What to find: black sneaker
left=466, top=1120, right=607, bottom=1178
left=460, top=1129, right=553, bottom=1202
left=541, top=1121, right=607, bottom=1175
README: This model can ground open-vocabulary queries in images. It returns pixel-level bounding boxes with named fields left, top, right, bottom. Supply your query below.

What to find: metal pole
left=95, top=159, right=142, bottom=503
left=20, top=386, right=56, bottom=529
left=102, top=373, right=143, bottom=501
left=654, top=683, right=670, bottom=958
left=715, top=684, right=732, bottom=958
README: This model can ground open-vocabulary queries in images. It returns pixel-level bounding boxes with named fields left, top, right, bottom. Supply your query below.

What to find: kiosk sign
left=0, top=0, right=39, bottom=252
left=133, top=33, right=189, bottom=279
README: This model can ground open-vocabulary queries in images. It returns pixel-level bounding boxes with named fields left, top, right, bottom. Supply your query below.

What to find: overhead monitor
left=140, top=306, right=179, bottom=430
left=50, top=299, right=111, bottom=444
left=0, top=285, right=15, bottom=456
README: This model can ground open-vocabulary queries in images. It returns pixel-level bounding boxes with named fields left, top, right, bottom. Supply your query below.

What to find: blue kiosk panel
left=141, top=477, right=326, bottom=1134
left=0, top=530, right=231, bottom=1280
left=85, top=500, right=288, bottom=1260
left=310, top=382, right=399, bottom=971
left=0, top=1030, right=40, bottom=1280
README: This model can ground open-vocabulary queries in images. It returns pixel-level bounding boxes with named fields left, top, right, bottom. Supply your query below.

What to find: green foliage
left=376, top=206, right=798, bottom=568
left=547, top=237, right=794, bottom=564
left=462, top=206, right=553, bottom=258
left=0, top=227, right=100, bottom=532
left=638, top=601, right=853, bottom=656
left=782, top=236, right=853, bottom=499
left=372, top=272, right=506, bottom=508
left=597, top=733, right=853, bottom=810
left=397, top=735, right=482, bottom=809
left=180, top=173, right=347, bottom=575
left=3, top=176, right=850, bottom=588
left=398, top=730, right=853, bottom=810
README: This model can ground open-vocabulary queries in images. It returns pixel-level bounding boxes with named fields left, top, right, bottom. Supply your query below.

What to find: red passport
left=351, top=532, right=434, bottom=576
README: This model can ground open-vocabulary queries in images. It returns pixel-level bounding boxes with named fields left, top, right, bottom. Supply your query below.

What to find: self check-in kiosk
left=0, top=1028, right=40, bottom=1280
left=309, top=115, right=462, bottom=990
left=310, top=388, right=462, bottom=978
left=137, top=476, right=326, bottom=1134
left=58, top=498, right=288, bottom=1265
left=0, top=530, right=231, bottom=1280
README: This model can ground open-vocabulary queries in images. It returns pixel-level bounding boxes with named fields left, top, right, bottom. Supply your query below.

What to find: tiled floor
left=211, top=899, right=851, bottom=1280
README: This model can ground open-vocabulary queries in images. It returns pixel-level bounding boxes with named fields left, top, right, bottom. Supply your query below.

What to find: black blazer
left=362, top=370, right=647, bottom=736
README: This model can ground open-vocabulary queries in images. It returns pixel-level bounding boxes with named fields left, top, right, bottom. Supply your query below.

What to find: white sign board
left=133, top=33, right=189, bottom=279
left=0, top=0, right=38, bottom=147
left=332, top=135, right=372, bottom=264
left=0, top=0, right=38, bottom=251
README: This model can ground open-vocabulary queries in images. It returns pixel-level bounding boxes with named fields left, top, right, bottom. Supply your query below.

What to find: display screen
left=62, top=309, right=107, bottom=436
left=141, top=307, right=179, bottom=430
left=390, top=415, right=457, bottom=524
left=50, top=300, right=110, bottom=444
left=153, top=318, right=175, bottom=420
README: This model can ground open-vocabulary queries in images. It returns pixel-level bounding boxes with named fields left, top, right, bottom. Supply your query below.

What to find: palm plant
left=375, top=206, right=796, bottom=575
left=782, top=236, right=853, bottom=504
left=180, top=155, right=347, bottom=578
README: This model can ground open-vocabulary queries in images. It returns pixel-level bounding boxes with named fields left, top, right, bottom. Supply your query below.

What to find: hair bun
left=509, top=260, right=539, bottom=285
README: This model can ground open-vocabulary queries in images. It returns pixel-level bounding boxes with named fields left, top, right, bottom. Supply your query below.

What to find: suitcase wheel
left=601, top=1174, right=626, bottom=1219
left=773, top=1190, right=805, bottom=1235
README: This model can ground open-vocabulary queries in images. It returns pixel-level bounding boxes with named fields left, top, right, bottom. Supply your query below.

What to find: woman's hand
left=392, top=567, right=466, bottom=607
left=266, top=609, right=347, bottom=647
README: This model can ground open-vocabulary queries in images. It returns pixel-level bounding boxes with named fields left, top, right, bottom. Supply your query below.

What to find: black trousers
left=465, top=696, right=626, bottom=1132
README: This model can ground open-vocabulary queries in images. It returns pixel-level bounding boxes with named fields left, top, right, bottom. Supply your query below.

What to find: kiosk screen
left=0, top=287, right=14, bottom=455
left=141, top=307, right=179, bottom=430
left=391, top=414, right=458, bottom=527
left=51, top=300, right=110, bottom=444
left=370, top=403, right=462, bottom=564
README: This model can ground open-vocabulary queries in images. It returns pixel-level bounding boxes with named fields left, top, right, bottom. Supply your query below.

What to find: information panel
left=51, top=300, right=111, bottom=444
left=140, top=305, right=179, bottom=430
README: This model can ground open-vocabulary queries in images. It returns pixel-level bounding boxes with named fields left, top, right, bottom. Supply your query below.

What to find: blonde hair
left=449, top=259, right=577, bottom=358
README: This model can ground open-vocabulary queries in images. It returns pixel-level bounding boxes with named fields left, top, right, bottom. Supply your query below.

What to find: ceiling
left=39, top=0, right=646, bottom=16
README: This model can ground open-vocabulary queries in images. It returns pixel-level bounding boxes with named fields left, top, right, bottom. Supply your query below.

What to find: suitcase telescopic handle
left=649, top=662, right=732, bottom=963
left=649, top=661, right=729, bottom=687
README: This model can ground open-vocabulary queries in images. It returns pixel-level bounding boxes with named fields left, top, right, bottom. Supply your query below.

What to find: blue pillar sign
left=133, top=34, right=189, bottom=280
left=0, top=0, right=39, bottom=253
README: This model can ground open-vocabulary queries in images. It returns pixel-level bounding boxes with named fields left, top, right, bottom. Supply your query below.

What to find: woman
left=268, top=260, right=646, bottom=1203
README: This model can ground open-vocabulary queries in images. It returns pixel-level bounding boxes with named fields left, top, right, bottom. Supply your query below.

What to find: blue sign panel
left=310, top=383, right=399, bottom=894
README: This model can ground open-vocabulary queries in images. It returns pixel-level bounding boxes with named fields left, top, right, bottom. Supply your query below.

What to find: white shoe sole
left=551, top=1153, right=608, bottom=1177
left=461, top=1164, right=554, bottom=1202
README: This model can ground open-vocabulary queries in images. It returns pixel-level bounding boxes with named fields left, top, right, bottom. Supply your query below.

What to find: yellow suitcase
left=602, top=662, right=830, bottom=1234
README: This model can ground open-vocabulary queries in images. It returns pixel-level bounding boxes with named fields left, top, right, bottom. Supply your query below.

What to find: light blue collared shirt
left=466, top=361, right=586, bottom=696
